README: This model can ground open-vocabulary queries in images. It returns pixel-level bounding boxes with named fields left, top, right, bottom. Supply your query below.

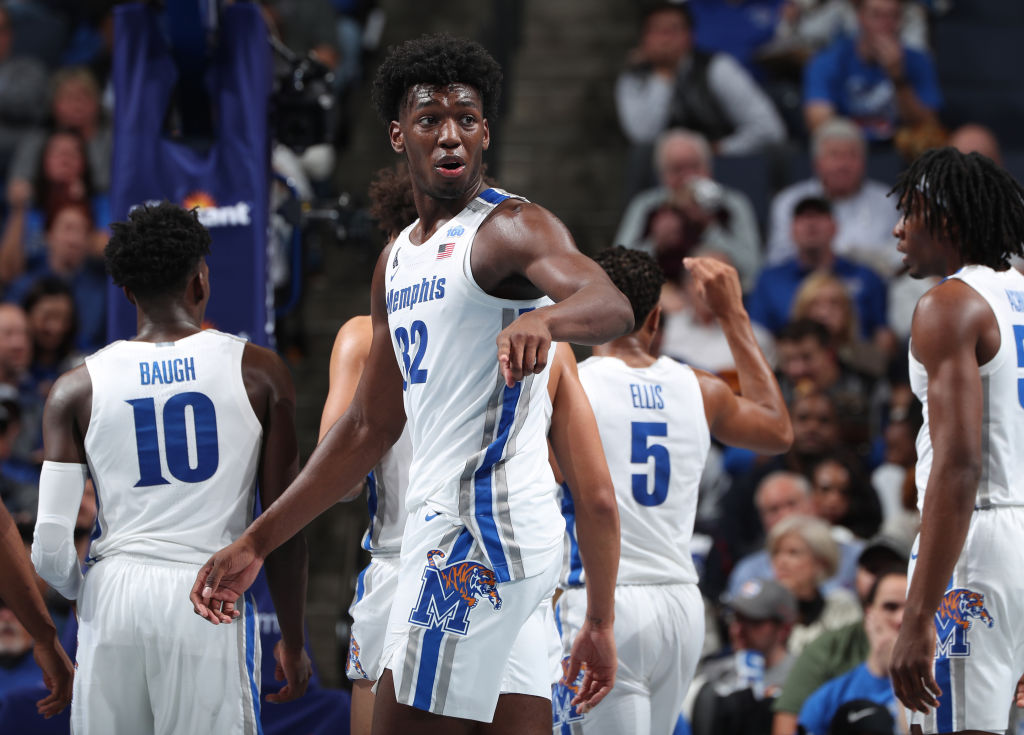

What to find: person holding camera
left=614, top=128, right=763, bottom=291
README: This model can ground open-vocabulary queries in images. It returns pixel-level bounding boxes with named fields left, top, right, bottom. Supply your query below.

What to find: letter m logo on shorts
left=934, top=587, right=994, bottom=658
left=408, top=549, right=502, bottom=635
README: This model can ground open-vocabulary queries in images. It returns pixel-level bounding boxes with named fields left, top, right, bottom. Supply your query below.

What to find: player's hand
left=683, top=256, right=744, bottom=319
left=565, top=618, right=616, bottom=713
left=266, top=639, right=312, bottom=703
left=33, top=635, right=73, bottom=718
left=1015, top=673, right=1024, bottom=708
left=190, top=536, right=264, bottom=624
left=889, top=612, right=941, bottom=713
left=496, top=310, right=552, bottom=388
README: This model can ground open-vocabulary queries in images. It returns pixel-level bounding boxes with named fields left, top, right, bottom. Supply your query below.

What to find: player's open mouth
left=435, top=159, right=466, bottom=178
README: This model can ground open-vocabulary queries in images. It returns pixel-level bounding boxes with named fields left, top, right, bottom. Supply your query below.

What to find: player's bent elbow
left=30, top=523, right=82, bottom=599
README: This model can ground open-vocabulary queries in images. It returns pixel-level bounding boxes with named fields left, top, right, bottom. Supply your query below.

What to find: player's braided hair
left=371, top=33, right=502, bottom=123
left=891, top=147, right=1024, bottom=270
left=368, top=163, right=417, bottom=240
left=593, top=246, right=665, bottom=331
left=105, top=202, right=211, bottom=300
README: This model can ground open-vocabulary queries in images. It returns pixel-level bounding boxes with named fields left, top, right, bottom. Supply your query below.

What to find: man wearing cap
left=772, top=533, right=910, bottom=735
left=796, top=569, right=907, bottom=735
left=828, top=698, right=897, bottom=735
left=685, top=578, right=797, bottom=735
left=746, top=196, right=888, bottom=340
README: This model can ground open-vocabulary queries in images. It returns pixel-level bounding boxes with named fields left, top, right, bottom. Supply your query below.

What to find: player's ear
left=481, top=118, right=490, bottom=151
left=122, top=287, right=136, bottom=306
left=642, top=302, right=661, bottom=335
left=389, top=121, right=405, bottom=154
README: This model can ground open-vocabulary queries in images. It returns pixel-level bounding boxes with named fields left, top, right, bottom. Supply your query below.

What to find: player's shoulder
left=48, top=362, right=92, bottom=411
left=333, top=315, right=373, bottom=351
left=481, top=197, right=568, bottom=245
left=241, top=341, right=294, bottom=397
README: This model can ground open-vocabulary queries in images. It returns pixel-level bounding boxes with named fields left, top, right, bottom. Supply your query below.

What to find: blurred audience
left=616, top=2, right=785, bottom=196
left=767, top=514, right=862, bottom=655
left=948, top=122, right=1002, bottom=165
left=616, top=128, right=763, bottom=289
left=803, top=0, right=941, bottom=147
left=766, top=118, right=899, bottom=273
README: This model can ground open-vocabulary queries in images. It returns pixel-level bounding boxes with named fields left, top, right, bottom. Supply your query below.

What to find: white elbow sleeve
left=31, top=461, right=88, bottom=600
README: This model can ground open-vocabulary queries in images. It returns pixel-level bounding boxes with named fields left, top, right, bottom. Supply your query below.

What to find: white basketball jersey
left=910, top=265, right=1024, bottom=510
left=384, top=188, right=564, bottom=583
left=575, top=355, right=710, bottom=585
left=83, top=330, right=262, bottom=565
left=361, top=426, right=412, bottom=556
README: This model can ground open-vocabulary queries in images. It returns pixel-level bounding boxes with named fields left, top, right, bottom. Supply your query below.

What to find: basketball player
left=887, top=147, right=1024, bottom=734
left=554, top=249, right=792, bottom=734
left=190, top=33, right=632, bottom=733
left=0, top=500, right=73, bottom=718
left=31, top=202, right=311, bottom=734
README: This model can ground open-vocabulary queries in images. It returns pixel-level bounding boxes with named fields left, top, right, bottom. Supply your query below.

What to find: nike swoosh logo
left=425, top=512, right=439, bottom=522
left=848, top=708, right=876, bottom=723
left=911, top=552, right=918, bottom=560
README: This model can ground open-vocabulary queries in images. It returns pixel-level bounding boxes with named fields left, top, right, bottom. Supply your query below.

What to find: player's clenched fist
left=496, top=309, right=553, bottom=388
left=683, top=256, right=744, bottom=319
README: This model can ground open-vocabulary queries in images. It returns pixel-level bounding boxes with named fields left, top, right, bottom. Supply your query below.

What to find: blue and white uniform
left=73, top=330, right=263, bottom=735
left=346, top=428, right=411, bottom=682
left=908, top=265, right=1024, bottom=734
left=555, top=356, right=707, bottom=735
left=379, top=188, right=564, bottom=722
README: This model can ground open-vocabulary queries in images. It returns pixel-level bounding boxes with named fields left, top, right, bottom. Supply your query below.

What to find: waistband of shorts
left=89, top=552, right=204, bottom=569
left=974, top=503, right=1024, bottom=510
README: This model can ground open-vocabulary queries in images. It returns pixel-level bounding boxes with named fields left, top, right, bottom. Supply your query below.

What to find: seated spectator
left=0, top=5, right=49, bottom=168
left=5, top=202, right=106, bottom=353
left=659, top=251, right=777, bottom=374
left=771, top=537, right=910, bottom=735
left=728, top=472, right=864, bottom=599
left=775, top=321, right=880, bottom=457
left=0, top=597, right=46, bottom=694
left=748, top=196, right=889, bottom=339
left=870, top=393, right=922, bottom=536
left=616, top=128, right=763, bottom=289
left=768, top=514, right=862, bottom=655
left=0, top=128, right=110, bottom=283
left=810, top=454, right=881, bottom=541
left=7, top=67, right=112, bottom=194
left=803, top=0, right=942, bottom=146
left=0, top=388, right=22, bottom=518
left=687, top=0, right=788, bottom=78
left=766, top=118, right=900, bottom=273
left=826, top=699, right=896, bottom=735
left=791, top=272, right=893, bottom=378
left=796, top=570, right=906, bottom=735
left=22, top=277, right=83, bottom=396
left=686, top=578, right=798, bottom=735
left=0, top=303, right=39, bottom=515
left=616, top=2, right=785, bottom=195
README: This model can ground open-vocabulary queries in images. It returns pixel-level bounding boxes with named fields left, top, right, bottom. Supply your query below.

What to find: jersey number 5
left=395, top=320, right=429, bottom=390
left=127, top=392, right=219, bottom=487
left=631, top=421, right=670, bottom=506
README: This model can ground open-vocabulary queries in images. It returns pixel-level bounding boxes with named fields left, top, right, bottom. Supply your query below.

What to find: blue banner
left=108, top=3, right=273, bottom=346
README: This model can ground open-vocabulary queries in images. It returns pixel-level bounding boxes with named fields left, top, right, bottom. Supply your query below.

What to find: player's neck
left=408, top=180, right=486, bottom=245
left=592, top=334, right=657, bottom=368
left=134, top=306, right=203, bottom=343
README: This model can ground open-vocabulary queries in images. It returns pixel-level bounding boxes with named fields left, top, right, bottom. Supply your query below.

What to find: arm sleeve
left=707, top=54, right=786, bottom=155
left=31, top=461, right=88, bottom=600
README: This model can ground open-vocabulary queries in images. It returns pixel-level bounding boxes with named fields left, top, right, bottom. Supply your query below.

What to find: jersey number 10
left=127, top=392, right=219, bottom=487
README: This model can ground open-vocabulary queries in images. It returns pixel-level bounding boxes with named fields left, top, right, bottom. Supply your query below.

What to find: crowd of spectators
left=612, top=2, right=1023, bottom=733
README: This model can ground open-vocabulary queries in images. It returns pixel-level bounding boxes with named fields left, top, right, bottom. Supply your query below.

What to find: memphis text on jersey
left=386, top=277, right=446, bottom=315
left=139, top=357, right=197, bottom=386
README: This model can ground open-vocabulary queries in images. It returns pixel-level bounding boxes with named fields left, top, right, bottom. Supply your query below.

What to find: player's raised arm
left=192, top=246, right=407, bottom=619
left=477, top=202, right=634, bottom=387
left=889, top=281, right=984, bottom=713
left=685, top=256, right=793, bottom=454
left=547, top=343, right=619, bottom=710
left=243, top=342, right=312, bottom=703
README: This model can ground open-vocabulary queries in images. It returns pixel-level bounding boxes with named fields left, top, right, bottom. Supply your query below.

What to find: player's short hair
left=891, top=146, right=1024, bottom=270
left=593, top=245, right=665, bottom=331
left=368, top=163, right=417, bottom=240
left=105, top=202, right=211, bottom=301
left=371, top=33, right=503, bottom=123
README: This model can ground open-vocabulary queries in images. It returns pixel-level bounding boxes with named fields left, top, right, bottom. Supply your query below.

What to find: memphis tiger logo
left=552, top=656, right=587, bottom=727
left=347, top=633, right=369, bottom=679
left=934, top=587, right=994, bottom=658
left=408, top=550, right=502, bottom=635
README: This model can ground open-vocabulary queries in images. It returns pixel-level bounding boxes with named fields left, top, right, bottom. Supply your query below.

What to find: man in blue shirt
left=803, top=0, right=941, bottom=143
left=797, top=569, right=906, bottom=735
left=747, top=196, right=887, bottom=340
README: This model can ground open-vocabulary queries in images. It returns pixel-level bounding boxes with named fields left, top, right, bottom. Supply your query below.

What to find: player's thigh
left=371, top=669, right=476, bottom=735
left=647, top=584, right=705, bottom=735
left=351, top=679, right=376, bottom=735
left=485, top=692, right=554, bottom=735
left=73, top=558, right=154, bottom=735
left=142, top=565, right=262, bottom=735
left=579, top=688, right=651, bottom=735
